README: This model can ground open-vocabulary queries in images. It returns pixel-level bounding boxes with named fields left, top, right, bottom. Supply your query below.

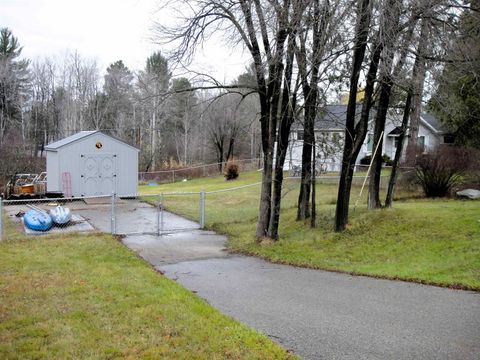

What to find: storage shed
left=45, top=131, right=139, bottom=197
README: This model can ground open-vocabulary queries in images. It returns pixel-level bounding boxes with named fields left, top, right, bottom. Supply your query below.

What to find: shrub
left=0, top=133, right=45, bottom=192
left=359, top=154, right=393, bottom=166
left=359, top=155, right=371, bottom=165
left=224, top=162, right=239, bottom=180
left=415, top=146, right=470, bottom=197
left=382, top=154, right=394, bottom=166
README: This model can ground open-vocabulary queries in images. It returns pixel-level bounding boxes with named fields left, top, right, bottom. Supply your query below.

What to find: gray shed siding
left=46, top=132, right=138, bottom=197
left=46, top=151, right=59, bottom=191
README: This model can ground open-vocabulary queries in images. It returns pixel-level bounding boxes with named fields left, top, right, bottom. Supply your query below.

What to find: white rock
left=456, top=189, right=480, bottom=199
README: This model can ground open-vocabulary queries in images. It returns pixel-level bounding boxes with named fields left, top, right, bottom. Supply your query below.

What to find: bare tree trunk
left=297, top=97, right=314, bottom=219
left=257, top=147, right=273, bottom=238
left=335, top=0, right=373, bottom=231
left=367, top=0, right=402, bottom=209
left=184, top=112, right=188, bottom=165
left=405, top=19, right=428, bottom=165
left=311, top=135, right=316, bottom=228
left=268, top=32, right=296, bottom=240
left=367, top=75, right=392, bottom=209
left=249, top=0, right=289, bottom=240
left=225, top=137, right=235, bottom=162
left=385, top=91, right=412, bottom=207
left=296, top=0, right=324, bottom=221
left=214, top=138, right=224, bottom=172
left=151, top=98, right=156, bottom=171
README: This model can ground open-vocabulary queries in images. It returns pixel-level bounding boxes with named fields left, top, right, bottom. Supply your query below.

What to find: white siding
left=418, top=126, right=439, bottom=152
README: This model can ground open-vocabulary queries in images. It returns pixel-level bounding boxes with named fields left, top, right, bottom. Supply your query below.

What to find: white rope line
left=147, top=191, right=200, bottom=196
left=354, top=131, right=384, bottom=210
left=138, top=158, right=261, bottom=175
left=205, top=182, right=262, bottom=194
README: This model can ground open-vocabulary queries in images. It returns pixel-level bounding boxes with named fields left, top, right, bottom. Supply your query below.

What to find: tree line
left=0, top=29, right=261, bottom=176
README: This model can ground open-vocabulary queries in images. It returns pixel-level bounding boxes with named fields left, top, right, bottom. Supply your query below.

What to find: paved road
left=84, top=200, right=480, bottom=359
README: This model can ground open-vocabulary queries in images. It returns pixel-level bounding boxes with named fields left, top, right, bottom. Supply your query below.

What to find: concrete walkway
left=87, top=201, right=480, bottom=359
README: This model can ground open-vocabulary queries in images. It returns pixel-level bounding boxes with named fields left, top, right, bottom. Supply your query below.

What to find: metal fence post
left=111, top=192, right=116, bottom=235
left=160, top=193, right=164, bottom=235
left=156, top=194, right=160, bottom=236
left=0, top=197, right=3, bottom=241
left=199, top=191, right=205, bottom=229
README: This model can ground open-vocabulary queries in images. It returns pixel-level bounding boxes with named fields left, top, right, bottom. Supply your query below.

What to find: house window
left=418, top=136, right=425, bottom=152
left=297, top=131, right=304, bottom=140
left=443, top=135, right=454, bottom=144
left=367, top=134, right=373, bottom=152
left=332, top=132, right=340, bottom=144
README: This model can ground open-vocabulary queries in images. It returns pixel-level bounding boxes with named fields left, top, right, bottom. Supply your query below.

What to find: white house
left=286, top=105, right=450, bottom=172
left=45, top=131, right=139, bottom=197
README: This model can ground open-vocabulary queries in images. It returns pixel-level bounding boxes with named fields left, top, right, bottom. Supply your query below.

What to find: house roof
left=387, top=127, right=403, bottom=136
left=314, top=105, right=360, bottom=129
left=45, top=130, right=139, bottom=151
left=292, top=104, right=368, bottom=130
left=420, top=113, right=447, bottom=134
left=293, top=104, right=444, bottom=133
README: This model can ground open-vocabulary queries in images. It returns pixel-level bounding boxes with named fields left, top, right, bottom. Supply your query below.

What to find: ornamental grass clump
left=415, top=146, right=470, bottom=197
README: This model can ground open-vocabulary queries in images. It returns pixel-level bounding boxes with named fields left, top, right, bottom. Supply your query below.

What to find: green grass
left=0, top=232, right=295, bottom=359
left=141, top=171, right=480, bottom=290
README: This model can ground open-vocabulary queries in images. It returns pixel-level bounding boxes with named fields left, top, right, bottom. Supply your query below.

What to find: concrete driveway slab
left=123, top=231, right=229, bottom=266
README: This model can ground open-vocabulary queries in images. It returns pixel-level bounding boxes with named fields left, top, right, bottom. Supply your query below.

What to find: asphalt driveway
left=160, top=256, right=479, bottom=360
left=83, top=200, right=479, bottom=359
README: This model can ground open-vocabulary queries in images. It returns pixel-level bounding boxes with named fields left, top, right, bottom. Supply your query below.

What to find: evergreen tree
left=0, top=28, right=29, bottom=144
left=429, top=4, right=480, bottom=149
left=103, top=60, right=134, bottom=139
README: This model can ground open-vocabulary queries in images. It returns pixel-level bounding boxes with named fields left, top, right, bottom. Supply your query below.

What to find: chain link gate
left=112, top=192, right=205, bottom=236
left=0, top=192, right=206, bottom=240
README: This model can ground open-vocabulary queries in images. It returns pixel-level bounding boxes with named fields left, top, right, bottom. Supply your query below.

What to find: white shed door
left=81, top=154, right=117, bottom=196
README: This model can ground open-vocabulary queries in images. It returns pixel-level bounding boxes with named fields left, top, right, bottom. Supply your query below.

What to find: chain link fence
left=0, top=166, right=418, bottom=241
left=0, top=193, right=207, bottom=241
left=0, top=196, right=110, bottom=240
left=138, top=158, right=262, bottom=184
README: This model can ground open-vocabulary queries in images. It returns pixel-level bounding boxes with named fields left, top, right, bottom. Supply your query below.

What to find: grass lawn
left=140, top=171, right=480, bottom=290
left=0, top=231, right=295, bottom=359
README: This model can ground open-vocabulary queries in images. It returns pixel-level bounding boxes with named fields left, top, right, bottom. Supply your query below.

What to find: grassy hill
left=141, top=171, right=480, bottom=290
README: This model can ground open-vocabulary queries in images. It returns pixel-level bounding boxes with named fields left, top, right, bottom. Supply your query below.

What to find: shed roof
left=45, top=131, right=139, bottom=151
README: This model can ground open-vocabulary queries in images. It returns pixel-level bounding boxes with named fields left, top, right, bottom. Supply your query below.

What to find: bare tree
left=155, top=0, right=301, bottom=240
left=294, top=0, right=346, bottom=222
left=367, top=0, right=405, bottom=209
left=335, top=0, right=373, bottom=231
left=204, top=92, right=247, bottom=170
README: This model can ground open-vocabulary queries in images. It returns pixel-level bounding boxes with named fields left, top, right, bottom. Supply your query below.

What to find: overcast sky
left=0, top=0, right=249, bottom=81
